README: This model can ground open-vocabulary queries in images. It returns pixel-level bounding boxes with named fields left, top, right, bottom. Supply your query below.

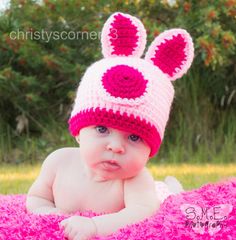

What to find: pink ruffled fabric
left=0, top=179, right=235, bottom=240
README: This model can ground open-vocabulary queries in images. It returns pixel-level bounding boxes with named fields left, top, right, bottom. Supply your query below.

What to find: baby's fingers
left=60, top=219, right=68, bottom=227
left=61, top=224, right=73, bottom=239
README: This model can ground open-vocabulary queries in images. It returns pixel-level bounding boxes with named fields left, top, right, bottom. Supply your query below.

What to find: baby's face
left=77, top=125, right=151, bottom=181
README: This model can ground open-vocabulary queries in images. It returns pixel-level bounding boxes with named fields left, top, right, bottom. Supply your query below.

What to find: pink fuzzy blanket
left=0, top=179, right=235, bottom=240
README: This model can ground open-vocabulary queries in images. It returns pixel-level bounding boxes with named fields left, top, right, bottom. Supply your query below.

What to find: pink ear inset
left=101, top=12, right=146, bottom=58
left=145, top=29, right=194, bottom=81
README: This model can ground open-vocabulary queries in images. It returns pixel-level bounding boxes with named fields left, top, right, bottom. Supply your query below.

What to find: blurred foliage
left=0, top=0, right=102, bottom=132
left=0, top=0, right=235, bottom=163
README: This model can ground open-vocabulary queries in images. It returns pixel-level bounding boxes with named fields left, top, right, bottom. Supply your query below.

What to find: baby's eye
left=95, top=126, right=108, bottom=134
left=129, top=134, right=141, bottom=142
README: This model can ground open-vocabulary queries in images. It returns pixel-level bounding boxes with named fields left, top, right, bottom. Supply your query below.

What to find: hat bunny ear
left=101, top=12, right=146, bottom=58
left=145, top=29, right=194, bottom=81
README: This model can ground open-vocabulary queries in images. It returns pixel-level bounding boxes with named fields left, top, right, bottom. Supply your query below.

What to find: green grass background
left=1, top=163, right=235, bottom=195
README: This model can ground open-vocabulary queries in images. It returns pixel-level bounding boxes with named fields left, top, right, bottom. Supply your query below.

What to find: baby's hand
left=59, top=216, right=97, bottom=240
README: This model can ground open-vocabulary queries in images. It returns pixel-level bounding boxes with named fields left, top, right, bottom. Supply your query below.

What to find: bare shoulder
left=124, top=167, right=155, bottom=188
left=46, top=147, right=80, bottom=160
left=42, top=147, right=80, bottom=171
left=32, top=147, right=80, bottom=188
left=124, top=167, right=157, bottom=208
left=27, top=147, right=80, bottom=199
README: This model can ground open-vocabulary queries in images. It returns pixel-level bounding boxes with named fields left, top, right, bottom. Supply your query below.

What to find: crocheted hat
left=68, top=12, right=194, bottom=157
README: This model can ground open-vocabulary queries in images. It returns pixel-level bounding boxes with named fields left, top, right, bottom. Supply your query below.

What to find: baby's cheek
left=128, top=160, right=145, bottom=174
left=80, top=147, right=92, bottom=164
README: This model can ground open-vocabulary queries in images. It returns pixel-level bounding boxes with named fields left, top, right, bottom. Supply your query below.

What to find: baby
left=26, top=12, right=194, bottom=240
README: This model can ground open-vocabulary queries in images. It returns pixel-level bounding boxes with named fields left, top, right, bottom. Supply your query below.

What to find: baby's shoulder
left=43, top=147, right=80, bottom=170
left=124, top=167, right=154, bottom=187
left=49, top=147, right=80, bottom=156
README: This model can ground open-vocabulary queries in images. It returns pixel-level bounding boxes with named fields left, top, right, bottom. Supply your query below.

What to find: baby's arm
left=26, top=149, right=63, bottom=214
left=92, top=168, right=160, bottom=236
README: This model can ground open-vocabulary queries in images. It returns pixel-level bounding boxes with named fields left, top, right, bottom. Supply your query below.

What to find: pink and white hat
left=68, top=12, right=194, bottom=157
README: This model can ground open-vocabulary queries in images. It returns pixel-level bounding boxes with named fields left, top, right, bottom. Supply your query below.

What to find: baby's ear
left=101, top=12, right=146, bottom=58
left=145, top=29, right=194, bottom=81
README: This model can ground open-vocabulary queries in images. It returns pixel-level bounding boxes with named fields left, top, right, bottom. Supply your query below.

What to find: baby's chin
left=95, top=170, right=138, bottom=182
left=92, top=174, right=110, bottom=182
left=89, top=162, right=141, bottom=181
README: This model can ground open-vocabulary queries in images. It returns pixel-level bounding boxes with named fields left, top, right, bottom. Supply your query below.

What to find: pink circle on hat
left=101, top=65, right=148, bottom=99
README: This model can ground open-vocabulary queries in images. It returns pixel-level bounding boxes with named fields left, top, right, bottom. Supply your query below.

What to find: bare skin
left=26, top=126, right=159, bottom=240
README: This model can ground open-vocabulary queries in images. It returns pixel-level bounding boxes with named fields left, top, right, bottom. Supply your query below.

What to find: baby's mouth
left=100, top=160, right=121, bottom=171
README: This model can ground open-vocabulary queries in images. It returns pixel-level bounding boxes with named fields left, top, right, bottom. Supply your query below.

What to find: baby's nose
left=106, top=137, right=125, bottom=154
